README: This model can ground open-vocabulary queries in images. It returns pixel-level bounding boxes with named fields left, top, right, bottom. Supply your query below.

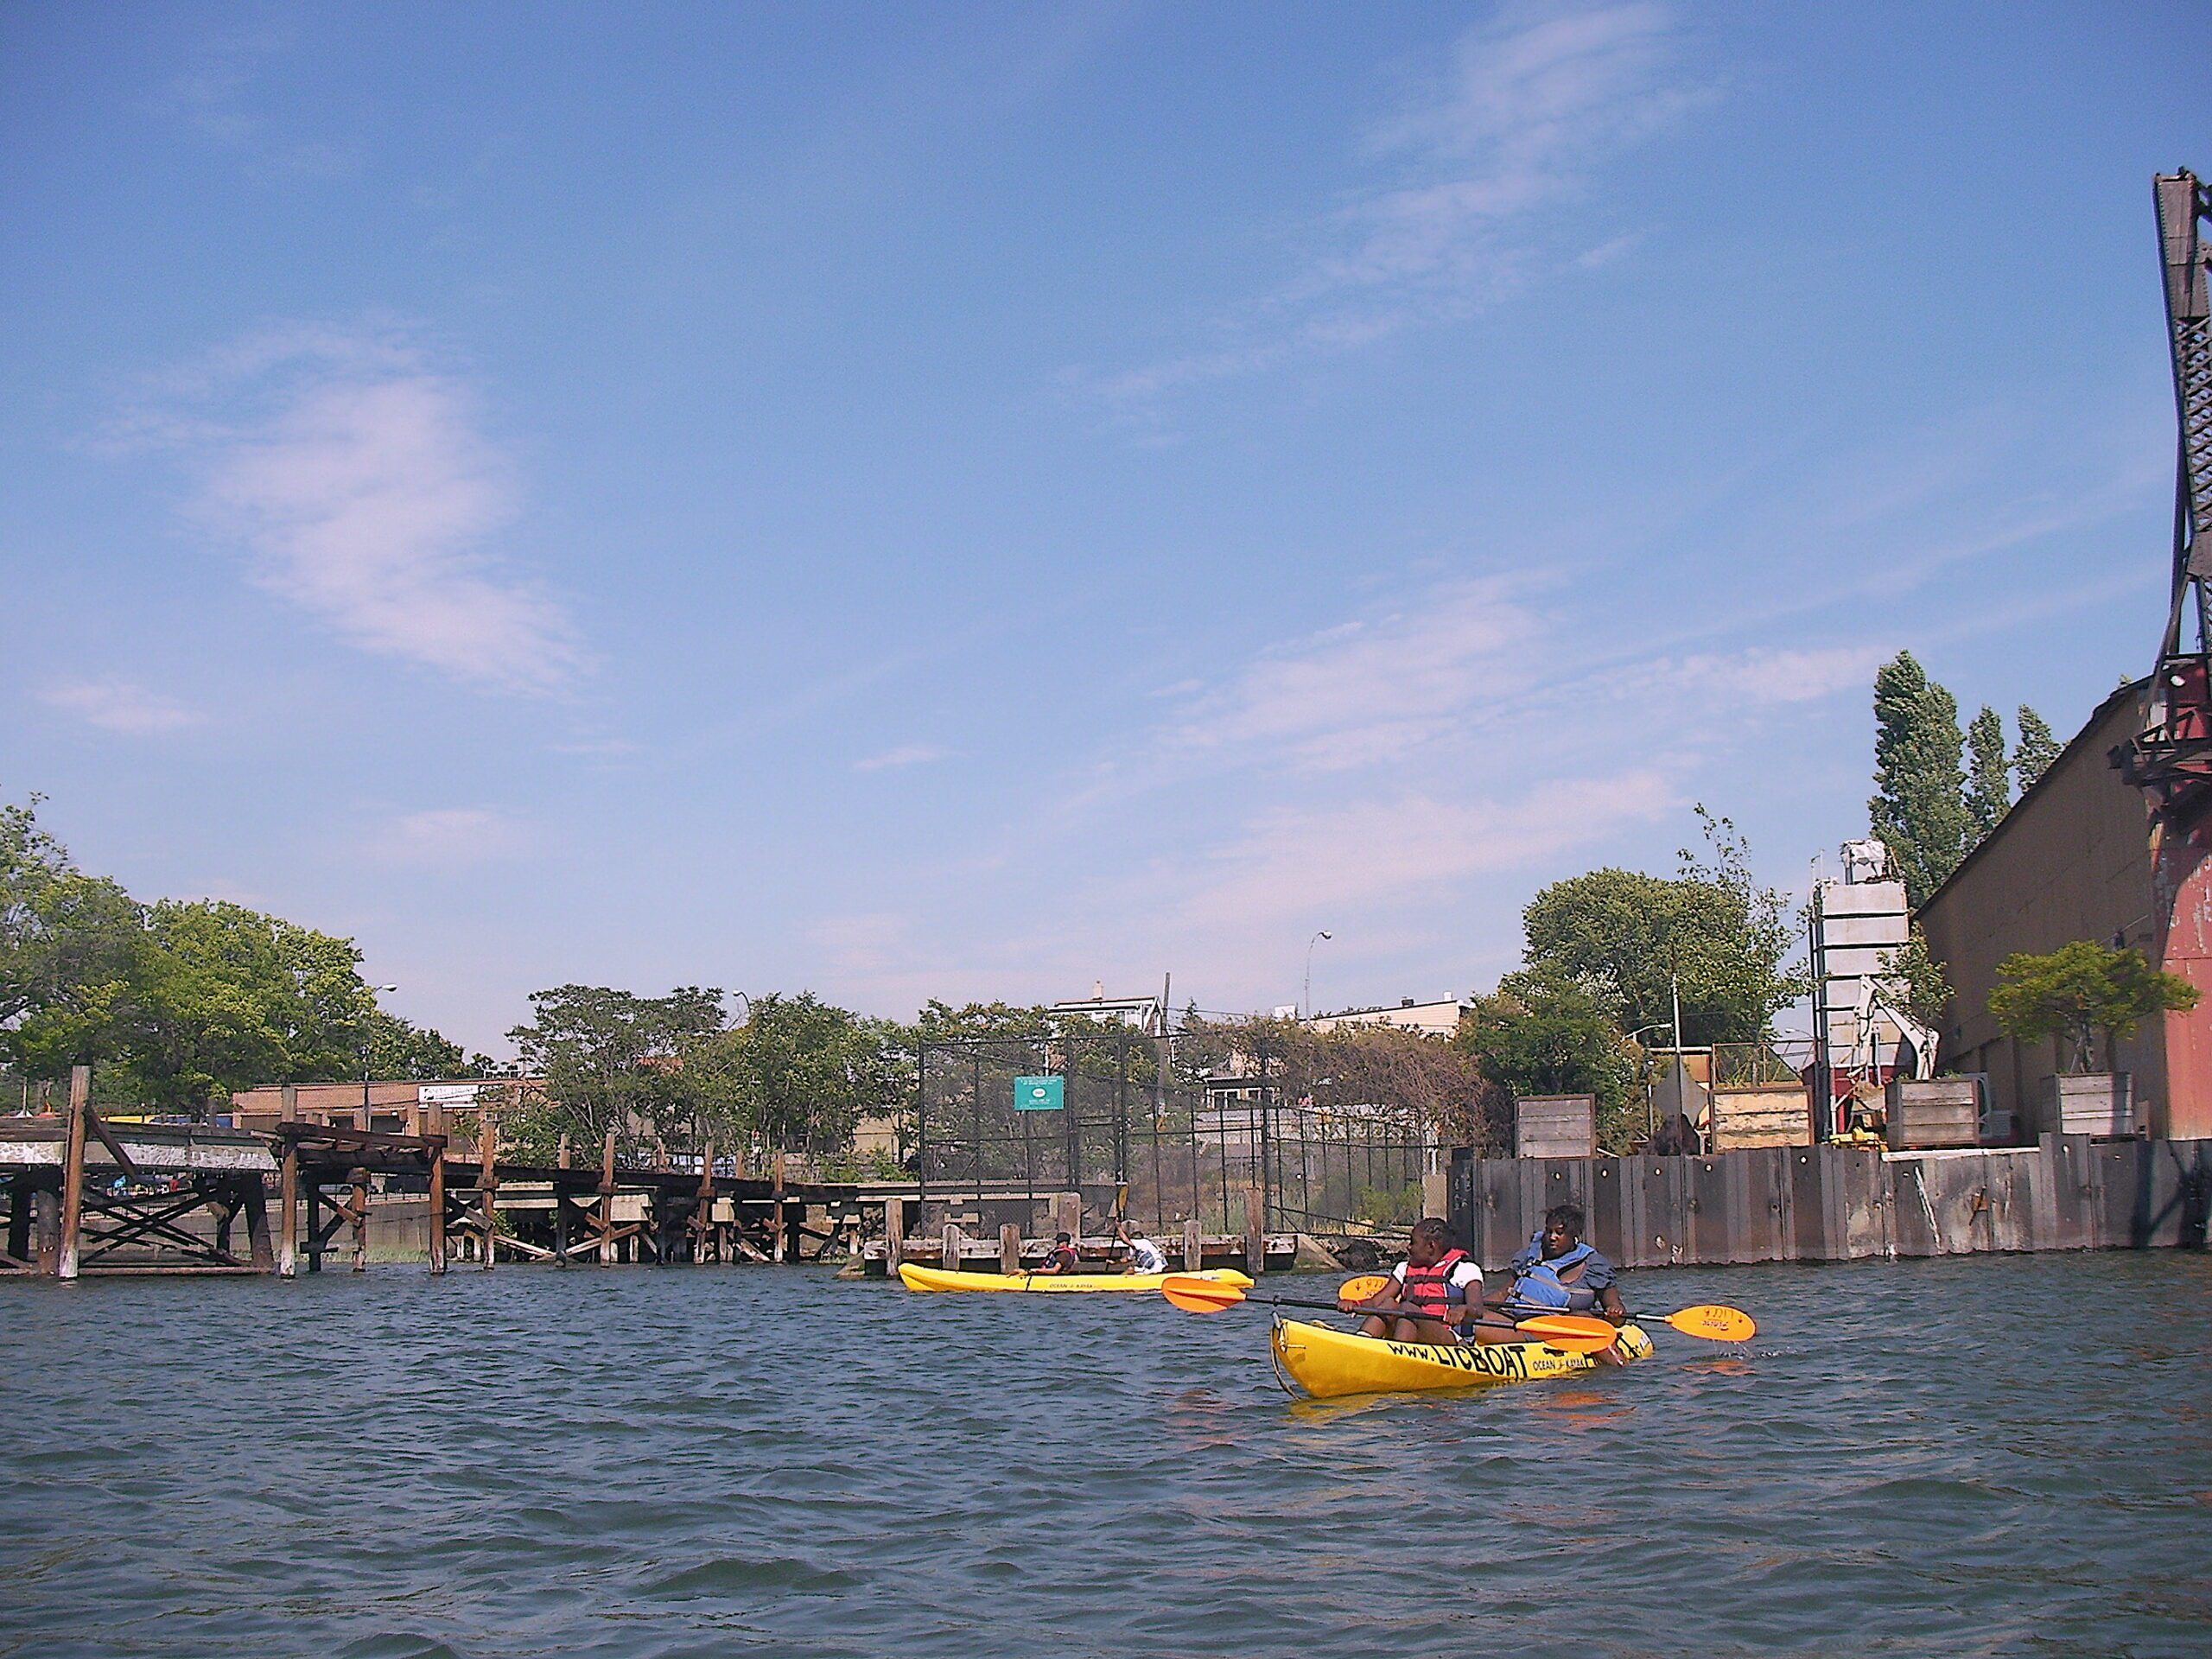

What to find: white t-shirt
left=1389, top=1259, right=1484, bottom=1300
left=1126, top=1236, right=1167, bottom=1274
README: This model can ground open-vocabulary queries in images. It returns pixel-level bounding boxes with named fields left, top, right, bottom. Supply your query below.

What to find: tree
left=2013, top=705, right=2062, bottom=792
left=1987, top=941, right=2200, bottom=1072
left=1869, top=652, right=1970, bottom=906
left=507, top=984, right=728, bottom=1152
left=1965, top=705, right=2011, bottom=842
left=1459, top=967, right=1636, bottom=1150
left=690, top=993, right=907, bottom=1155
left=1, top=794, right=140, bottom=1069
left=1520, top=809, right=1805, bottom=1048
left=102, top=900, right=375, bottom=1112
left=361, top=1009, right=474, bottom=1080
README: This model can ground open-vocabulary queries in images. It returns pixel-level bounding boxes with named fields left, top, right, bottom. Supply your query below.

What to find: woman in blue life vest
left=1479, top=1202, right=1630, bottom=1359
left=1338, top=1217, right=1484, bottom=1345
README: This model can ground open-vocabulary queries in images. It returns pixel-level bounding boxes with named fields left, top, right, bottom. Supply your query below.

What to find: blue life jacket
left=1509, top=1236, right=1600, bottom=1312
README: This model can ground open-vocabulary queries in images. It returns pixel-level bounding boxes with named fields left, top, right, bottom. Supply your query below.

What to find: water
left=2, top=1252, right=2208, bottom=1658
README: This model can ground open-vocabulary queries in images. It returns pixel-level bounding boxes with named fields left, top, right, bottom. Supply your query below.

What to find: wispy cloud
left=1168, top=575, right=1548, bottom=770
left=133, top=325, right=583, bottom=693
left=1077, top=2, right=1699, bottom=407
left=855, top=743, right=949, bottom=772
left=374, top=807, right=522, bottom=865
left=39, top=679, right=202, bottom=735
left=1655, top=645, right=1886, bottom=706
left=155, top=28, right=362, bottom=177
left=1179, top=771, right=1677, bottom=931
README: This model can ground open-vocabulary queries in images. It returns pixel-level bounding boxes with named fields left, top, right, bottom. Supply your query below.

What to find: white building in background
left=1306, top=997, right=1469, bottom=1039
left=1048, top=982, right=1164, bottom=1036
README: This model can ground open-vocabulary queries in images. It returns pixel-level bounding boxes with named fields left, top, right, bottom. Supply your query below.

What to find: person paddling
left=1115, top=1219, right=1167, bottom=1275
left=1339, top=1217, right=1483, bottom=1344
left=1035, top=1230, right=1081, bottom=1274
left=1481, top=1202, right=1629, bottom=1359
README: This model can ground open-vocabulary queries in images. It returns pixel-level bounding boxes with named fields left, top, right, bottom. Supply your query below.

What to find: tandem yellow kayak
left=1269, top=1316, right=1654, bottom=1399
left=897, top=1263, right=1255, bottom=1294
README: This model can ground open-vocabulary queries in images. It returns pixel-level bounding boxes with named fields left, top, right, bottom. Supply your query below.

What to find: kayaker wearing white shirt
left=1115, top=1219, right=1168, bottom=1275
left=1339, top=1217, right=1483, bottom=1344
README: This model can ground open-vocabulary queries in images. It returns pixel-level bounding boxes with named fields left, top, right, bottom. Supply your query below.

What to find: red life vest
left=1399, top=1249, right=1471, bottom=1319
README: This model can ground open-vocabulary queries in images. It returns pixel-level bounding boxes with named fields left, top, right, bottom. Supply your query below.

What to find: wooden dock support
left=349, top=1168, right=370, bottom=1272
left=1181, top=1215, right=1203, bottom=1273
left=478, top=1111, right=499, bottom=1271
left=885, top=1197, right=904, bottom=1270
left=426, top=1104, right=447, bottom=1276
left=277, top=1085, right=300, bottom=1278
left=1243, top=1186, right=1265, bottom=1278
left=1000, top=1222, right=1020, bottom=1274
left=56, top=1065, right=89, bottom=1281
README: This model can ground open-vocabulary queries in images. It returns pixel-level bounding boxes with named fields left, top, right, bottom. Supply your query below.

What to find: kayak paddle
left=1499, top=1300, right=1756, bottom=1341
left=1158, top=1275, right=1618, bottom=1354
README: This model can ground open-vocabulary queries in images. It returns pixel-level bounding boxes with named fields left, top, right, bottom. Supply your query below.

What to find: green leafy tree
left=1520, top=809, right=1805, bottom=1048
left=1459, top=967, right=1637, bottom=1150
left=1965, top=705, right=2011, bottom=841
left=2013, top=705, right=2062, bottom=792
left=690, top=993, right=908, bottom=1154
left=1, top=794, right=141, bottom=1070
left=102, top=901, right=375, bottom=1112
left=1869, top=652, right=1970, bottom=906
left=1987, top=941, right=2200, bottom=1072
left=507, top=984, right=728, bottom=1153
left=361, top=1009, right=474, bottom=1080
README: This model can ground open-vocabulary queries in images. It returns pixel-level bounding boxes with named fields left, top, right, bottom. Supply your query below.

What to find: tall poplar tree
left=1868, top=652, right=1969, bottom=907
left=2013, top=705, right=2061, bottom=791
left=1965, top=705, right=2011, bottom=842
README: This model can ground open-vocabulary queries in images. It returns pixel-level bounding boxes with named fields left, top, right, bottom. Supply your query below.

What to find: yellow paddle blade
left=1337, top=1274, right=1390, bottom=1304
left=1160, top=1274, right=1249, bottom=1313
left=1660, top=1304, right=1756, bottom=1341
left=1511, top=1313, right=1620, bottom=1354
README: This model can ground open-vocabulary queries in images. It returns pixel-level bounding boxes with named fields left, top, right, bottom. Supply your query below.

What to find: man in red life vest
left=1034, top=1230, right=1080, bottom=1274
left=1338, top=1217, right=1484, bottom=1344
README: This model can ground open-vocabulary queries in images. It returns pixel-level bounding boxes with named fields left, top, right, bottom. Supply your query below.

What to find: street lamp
left=1303, top=931, right=1333, bottom=1019
left=361, top=983, right=398, bottom=1116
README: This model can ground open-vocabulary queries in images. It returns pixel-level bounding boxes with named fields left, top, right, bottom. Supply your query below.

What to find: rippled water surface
left=3, top=1252, right=2209, bottom=1657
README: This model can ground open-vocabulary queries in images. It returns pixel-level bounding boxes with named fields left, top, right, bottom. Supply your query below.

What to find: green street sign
left=1013, top=1075, right=1064, bottom=1111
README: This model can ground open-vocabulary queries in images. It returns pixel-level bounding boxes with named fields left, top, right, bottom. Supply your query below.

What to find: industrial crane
left=2115, top=169, right=2212, bottom=814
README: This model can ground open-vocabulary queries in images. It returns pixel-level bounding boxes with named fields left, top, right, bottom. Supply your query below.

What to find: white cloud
left=855, top=743, right=949, bottom=772
left=1169, top=575, right=1548, bottom=770
left=377, top=807, right=521, bottom=865
left=1655, top=645, right=1885, bottom=706
left=1179, top=772, right=1676, bottom=931
left=39, top=680, right=202, bottom=735
left=140, top=326, right=582, bottom=694
left=1082, top=3, right=1697, bottom=405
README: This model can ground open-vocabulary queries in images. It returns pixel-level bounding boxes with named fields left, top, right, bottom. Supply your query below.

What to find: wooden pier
left=0, top=1066, right=867, bottom=1278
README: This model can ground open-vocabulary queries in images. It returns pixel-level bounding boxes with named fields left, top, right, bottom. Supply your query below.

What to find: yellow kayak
left=897, top=1262, right=1254, bottom=1294
left=1269, top=1316, right=1654, bottom=1398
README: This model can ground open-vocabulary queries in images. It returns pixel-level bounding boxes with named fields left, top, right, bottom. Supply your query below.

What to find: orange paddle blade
left=1659, top=1304, right=1756, bottom=1341
left=1511, top=1313, right=1620, bottom=1354
left=1160, top=1274, right=1249, bottom=1313
left=1337, top=1274, right=1390, bottom=1304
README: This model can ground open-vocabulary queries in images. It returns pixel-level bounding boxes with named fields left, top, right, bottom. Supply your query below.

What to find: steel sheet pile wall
left=1447, top=1138, right=2212, bottom=1270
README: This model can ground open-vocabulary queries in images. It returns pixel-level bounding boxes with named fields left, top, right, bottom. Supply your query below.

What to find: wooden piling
left=942, top=1220, right=963, bottom=1275
left=5, top=1175, right=29, bottom=1266
left=599, top=1128, right=618, bottom=1264
left=57, top=1065, right=90, bottom=1281
left=241, top=1176, right=275, bottom=1272
left=1243, top=1185, right=1264, bottom=1278
left=885, top=1198, right=905, bottom=1270
left=425, top=1101, right=447, bottom=1276
left=1181, top=1215, right=1203, bottom=1273
left=696, top=1142, right=716, bottom=1264
left=772, top=1152, right=788, bottom=1263
left=349, top=1167, right=369, bottom=1272
left=1055, top=1190, right=1082, bottom=1243
left=479, top=1109, right=499, bottom=1272
left=1000, top=1221, right=1020, bottom=1274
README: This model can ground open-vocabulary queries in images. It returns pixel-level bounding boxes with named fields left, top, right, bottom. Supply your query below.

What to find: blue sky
left=3, top=3, right=2204, bottom=1053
